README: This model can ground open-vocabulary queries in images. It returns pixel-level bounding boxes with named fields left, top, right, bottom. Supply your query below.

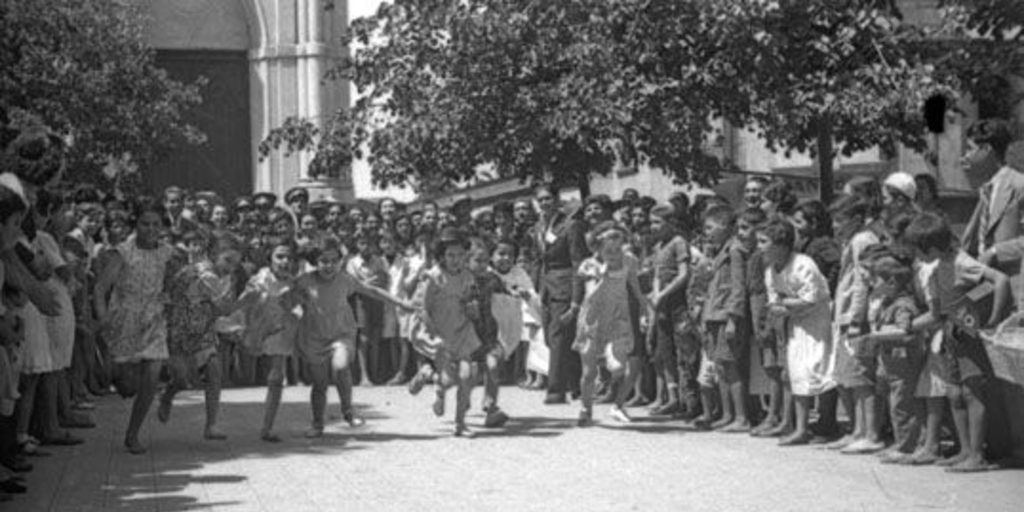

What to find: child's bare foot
left=609, top=405, right=632, bottom=424
left=751, top=417, right=779, bottom=437
left=157, top=399, right=172, bottom=424
left=946, top=455, right=996, bottom=473
left=454, top=424, right=476, bottom=438
left=900, top=449, right=940, bottom=466
left=762, top=423, right=792, bottom=438
left=432, top=392, right=446, bottom=417
left=304, top=427, right=324, bottom=439
left=260, top=431, right=282, bottom=443
left=825, top=434, right=856, bottom=451
left=778, top=431, right=812, bottom=446
left=484, top=409, right=509, bottom=428
left=840, top=438, right=885, bottom=455
left=711, top=416, right=734, bottom=430
left=577, top=408, right=593, bottom=427
left=408, top=368, right=429, bottom=396
left=203, top=427, right=228, bottom=441
left=720, top=420, right=752, bottom=433
left=691, top=416, right=714, bottom=431
left=936, top=451, right=970, bottom=467
left=124, top=439, right=147, bottom=455
left=343, top=414, right=366, bottom=428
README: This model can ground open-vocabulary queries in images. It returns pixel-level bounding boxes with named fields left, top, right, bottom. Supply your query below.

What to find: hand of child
left=725, top=318, right=737, bottom=341
left=768, top=303, right=788, bottom=317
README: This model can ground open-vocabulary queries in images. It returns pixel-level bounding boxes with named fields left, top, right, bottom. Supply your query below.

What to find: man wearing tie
left=962, top=119, right=1024, bottom=312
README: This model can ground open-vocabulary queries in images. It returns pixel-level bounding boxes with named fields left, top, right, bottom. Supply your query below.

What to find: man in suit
left=978, top=139, right=1024, bottom=313
left=962, top=120, right=1024, bottom=310
left=532, top=184, right=589, bottom=405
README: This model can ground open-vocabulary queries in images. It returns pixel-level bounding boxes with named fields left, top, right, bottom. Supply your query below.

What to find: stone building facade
left=134, top=0, right=352, bottom=201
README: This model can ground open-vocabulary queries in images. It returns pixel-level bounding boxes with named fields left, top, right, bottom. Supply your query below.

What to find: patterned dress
left=167, top=260, right=233, bottom=366
left=105, top=239, right=175, bottom=363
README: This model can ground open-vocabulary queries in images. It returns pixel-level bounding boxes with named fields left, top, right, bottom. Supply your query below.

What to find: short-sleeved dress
left=420, top=267, right=481, bottom=362
left=105, top=239, right=175, bottom=363
left=295, top=271, right=359, bottom=365
left=766, top=253, right=836, bottom=396
left=242, top=267, right=297, bottom=357
left=573, top=255, right=638, bottom=372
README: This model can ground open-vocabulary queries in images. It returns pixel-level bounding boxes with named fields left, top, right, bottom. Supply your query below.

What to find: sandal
left=946, top=459, right=997, bottom=473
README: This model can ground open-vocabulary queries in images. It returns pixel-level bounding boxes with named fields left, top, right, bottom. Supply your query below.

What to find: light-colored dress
left=573, top=255, right=638, bottom=372
left=37, top=231, right=75, bottom=371
left=766, top=253, right=836, bottom=396
left=15, top=237, right=53, bottom=374
left=420, top=266, right=481, bottom=362
left=294, top=271, right=359, bottom=364
left=105, top=239, right=174, bottom=363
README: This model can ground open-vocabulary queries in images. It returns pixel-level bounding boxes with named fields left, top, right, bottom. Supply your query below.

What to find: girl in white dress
left=759, top=220, right=836, bottom=446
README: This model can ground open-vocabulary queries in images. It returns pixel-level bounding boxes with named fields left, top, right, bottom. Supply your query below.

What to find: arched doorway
left=139, top=0, right=254, bottom=198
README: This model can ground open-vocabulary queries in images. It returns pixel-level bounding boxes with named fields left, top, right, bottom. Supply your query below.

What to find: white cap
left=883, top=172, right=917, bottom=199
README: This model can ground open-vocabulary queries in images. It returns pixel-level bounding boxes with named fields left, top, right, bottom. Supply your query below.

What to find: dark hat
left=438, top=226, right=466, bottom=244
left=253, top=191, right=277, bottom=206
left=309, top=199, right=331, bottom=216
left=285, top=187, right=309, bottom=203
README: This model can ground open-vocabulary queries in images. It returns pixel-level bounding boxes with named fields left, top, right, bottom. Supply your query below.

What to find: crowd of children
left=1, top=118, right=1021, bottom=501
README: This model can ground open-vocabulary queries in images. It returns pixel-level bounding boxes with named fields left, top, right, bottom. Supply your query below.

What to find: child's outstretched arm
left=350, top=274, right=414, bottom=311
left=980, top=265, right=1010, bottom=327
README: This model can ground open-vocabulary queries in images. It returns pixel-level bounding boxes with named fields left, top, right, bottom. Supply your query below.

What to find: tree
left=263, top=0, right=733, bottom=198
left=0, top=0, right=204, bottom=186
left=705, top=0, right=954, bottom=204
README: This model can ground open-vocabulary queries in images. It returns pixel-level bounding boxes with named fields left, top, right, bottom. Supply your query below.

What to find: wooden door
left=149, top=50, right=252, bottom=198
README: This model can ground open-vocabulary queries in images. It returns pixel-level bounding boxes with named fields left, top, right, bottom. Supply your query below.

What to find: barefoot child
left=859, top=250, right=925, bottom=463
left=419, top=228, right=482, bottom=437
left=905, top=213, right=1010, bottom=472
left=574, top=221, right=651, bottom=427
left=94, top=198, right=178, bottom=454
left=759, top=220, right=836, bottom=446
left=159, top=233, right=252, bottom=440
left=700, top=205, right=751, bottom=432
left=465, top=238, right=513, bottom=428
left=293, top=236, right=412, bottom=438
left=240, top=239, right=301, bottom=442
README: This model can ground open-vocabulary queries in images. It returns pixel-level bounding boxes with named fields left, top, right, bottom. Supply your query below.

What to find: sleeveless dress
left=295, top=271, right=359, bottom=365
left=573, top=255, right=637, bottom=372
left=420, top=266, right=481, bottom=362
left=105, top=239, right=174, bottom=363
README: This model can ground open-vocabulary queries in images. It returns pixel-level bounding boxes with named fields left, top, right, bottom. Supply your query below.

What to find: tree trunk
left=575, top=171, right=591, bottom=199
left=816, top=116, right=835, bottom=205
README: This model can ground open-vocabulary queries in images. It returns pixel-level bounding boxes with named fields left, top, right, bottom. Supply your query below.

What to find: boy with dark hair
left=646, top=205, right=692, bottom=417
left=700, top=205, right=750, bottom=432
left=904, top=212, right=1010, bottom=471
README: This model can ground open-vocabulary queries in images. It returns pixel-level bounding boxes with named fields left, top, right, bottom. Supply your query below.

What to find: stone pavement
left=8, top=385, right=1023, bottom=512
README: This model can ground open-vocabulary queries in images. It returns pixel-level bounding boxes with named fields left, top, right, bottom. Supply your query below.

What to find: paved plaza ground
left=9, top=385, right=1023, bottom=512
